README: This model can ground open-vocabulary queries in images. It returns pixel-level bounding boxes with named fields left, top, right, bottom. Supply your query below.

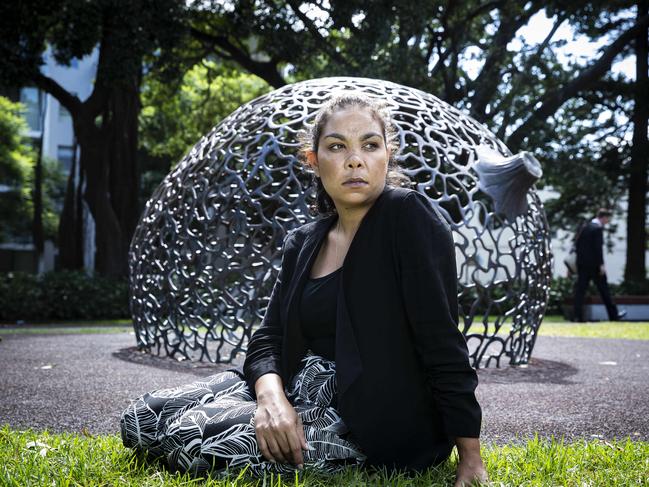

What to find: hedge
left=0, top=271, right=129, bottom=322
left=1, top=270, right=643, bottom=323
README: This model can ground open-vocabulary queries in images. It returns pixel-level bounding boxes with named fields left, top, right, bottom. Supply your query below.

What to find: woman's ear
left=306, top=150, right=320, bottom=177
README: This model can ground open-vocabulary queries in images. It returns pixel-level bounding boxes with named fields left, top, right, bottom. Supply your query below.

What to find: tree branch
left=84, top=85, right=109, bottom=118
left=535, top=14, right=565, bottom=57
left=469, top=3, right=543, bottom=121
left=507, top=13, right=649, bottom=151
left=190, top=27, right=286, bottom=87
left=491, top=15, right=565, bottom=132
left=285, top=0, right=352, bottom=68
left=33, top=73, right=82, bottom=117
left=466, top=0, right=505, bottom=22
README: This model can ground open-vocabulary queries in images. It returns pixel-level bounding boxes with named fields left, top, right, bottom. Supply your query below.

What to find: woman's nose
left=346, top=153, right=363, bottom=167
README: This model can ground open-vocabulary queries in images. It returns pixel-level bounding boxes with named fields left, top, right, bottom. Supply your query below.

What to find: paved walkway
left=0, top=330, right=647, bottom=444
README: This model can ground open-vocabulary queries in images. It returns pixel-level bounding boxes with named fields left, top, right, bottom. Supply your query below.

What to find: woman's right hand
left=254, top=374, right=309, bottom=467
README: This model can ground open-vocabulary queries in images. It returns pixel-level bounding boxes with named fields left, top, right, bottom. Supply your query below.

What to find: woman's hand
left=254, top=373, right=309, bottom=467
left=454, top=437, right=488, bottom=486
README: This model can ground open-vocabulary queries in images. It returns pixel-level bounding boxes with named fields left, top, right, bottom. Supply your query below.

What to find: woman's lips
left=343, top=180, right=368, bottom=187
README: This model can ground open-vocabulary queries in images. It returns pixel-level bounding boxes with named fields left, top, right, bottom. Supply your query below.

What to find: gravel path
left=0, top=330, right=647, bottom=444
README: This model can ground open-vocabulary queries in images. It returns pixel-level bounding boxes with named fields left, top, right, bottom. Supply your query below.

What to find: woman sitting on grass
left=120, top=93, right=487, bottom=486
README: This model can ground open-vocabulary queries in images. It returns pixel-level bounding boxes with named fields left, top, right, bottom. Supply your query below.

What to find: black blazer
left=576, top=221, right=604, bottom=271
left=243, top=185, right=481, bottom=470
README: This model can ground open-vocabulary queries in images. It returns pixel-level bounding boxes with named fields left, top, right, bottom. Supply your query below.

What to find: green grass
left=536, top=321, right=649, bottom=340
left=0, top=318, right=132, bottom=326
left=0, top=326, right=133, bottom=335
left=2, top=317, right=648, bottom=341
left=487, top=320, right=649, bottom=341
left=1, top=427, right=647, bottom=486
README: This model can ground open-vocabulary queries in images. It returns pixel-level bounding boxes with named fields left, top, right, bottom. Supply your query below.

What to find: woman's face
left=309, top=106, right=389, bottom=212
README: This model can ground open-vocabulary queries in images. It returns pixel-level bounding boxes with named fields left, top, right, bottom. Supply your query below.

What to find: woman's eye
left=329, top=143, right=344, bottom=151
left=363, top=142, right=379, bottom=150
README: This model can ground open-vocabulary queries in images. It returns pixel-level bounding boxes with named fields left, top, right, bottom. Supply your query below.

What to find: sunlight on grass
left=0, top=326, right=133, bottom=335
left=467, top=315, right=649, bottom=341
left=3, top=317, right=648, bottom=340
left=1, top=427, right=647, bottom=486
left=494, top=321, right=649, bottom=340
left=537, top=321, right=649, bottom=340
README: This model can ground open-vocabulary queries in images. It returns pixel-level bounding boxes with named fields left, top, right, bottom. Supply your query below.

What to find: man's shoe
left=616, top=309, right=627, bottom=321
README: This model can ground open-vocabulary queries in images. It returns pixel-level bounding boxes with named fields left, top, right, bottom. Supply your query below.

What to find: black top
left=576, top=221, right=604, bottom=270
left=299, top=266, right=341, bottom=360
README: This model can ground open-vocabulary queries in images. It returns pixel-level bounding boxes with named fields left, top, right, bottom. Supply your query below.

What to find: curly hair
left=298, top=92, right=411, bottom=215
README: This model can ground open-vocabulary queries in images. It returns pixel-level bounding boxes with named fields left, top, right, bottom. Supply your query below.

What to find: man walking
left=573, top=208, right=624, bottom=322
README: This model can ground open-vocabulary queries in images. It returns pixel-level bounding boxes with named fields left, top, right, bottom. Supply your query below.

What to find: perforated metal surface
left=129, top=77, right=552, bottom=368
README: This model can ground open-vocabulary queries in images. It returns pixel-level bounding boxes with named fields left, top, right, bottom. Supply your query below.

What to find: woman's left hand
left=454, top=437, right=488, bottom=486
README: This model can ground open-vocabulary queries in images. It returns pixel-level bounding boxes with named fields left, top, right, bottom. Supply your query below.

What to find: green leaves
left=138, top=60, right=271, bottom=198
left=0, top=271, right=129, bottom=321
left=0, top=97, right=35, bottom=243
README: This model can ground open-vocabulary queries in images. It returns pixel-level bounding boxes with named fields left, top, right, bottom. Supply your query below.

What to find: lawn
left=0, top=325, right=133, bottom=335
left=535, top=321, right=649, bottom=340
left=3, top=318, right=649, bottom=341
left=1, top=427, right=647, bottom=486
left=488, top=319, right=649, bottom=341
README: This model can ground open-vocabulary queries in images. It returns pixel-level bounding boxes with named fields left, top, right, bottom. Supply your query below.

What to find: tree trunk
left=74, top=116, right=128, bottom=278
left=30, top=4, right=148, bottom=279
left=625, top=0, right=649, bottom=283
left=53, top=54, right=141, bottom=278
left=32, top=126, right=44, bottom=256
left=106, top=71, right=142, bottom=252
left=57, top=140, right=84, bottom=270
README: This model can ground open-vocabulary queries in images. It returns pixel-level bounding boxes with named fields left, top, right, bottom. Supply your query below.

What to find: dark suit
left=573, top=221, right=619, bottom=321
left=243, top=185, right=481, bottom=470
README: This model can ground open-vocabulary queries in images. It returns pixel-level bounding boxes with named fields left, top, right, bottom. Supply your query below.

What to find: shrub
left=614, top=278, right=649, bottom=295
left=0, top=271, right=129, bottom=322
left=547, top=276, right=575, bottom=315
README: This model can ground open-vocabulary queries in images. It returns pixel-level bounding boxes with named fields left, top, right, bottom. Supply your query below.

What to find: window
left=57, top=145, right=75, bottom=174
left=19, top=87, right=43, bottom=132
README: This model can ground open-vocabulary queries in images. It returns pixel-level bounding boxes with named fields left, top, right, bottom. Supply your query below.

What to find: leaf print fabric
left=120, top=353, right=366, bottom=476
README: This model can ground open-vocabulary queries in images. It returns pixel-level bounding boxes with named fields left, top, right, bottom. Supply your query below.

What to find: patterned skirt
left=120, top=353, right=366, bottom=476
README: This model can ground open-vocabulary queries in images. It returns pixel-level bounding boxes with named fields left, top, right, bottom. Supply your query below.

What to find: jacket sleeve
left=243, top=230, right=294, bottom=393
left=396, top=191, right=482, bottom=438
left=594, top=226, right=604, bottom=267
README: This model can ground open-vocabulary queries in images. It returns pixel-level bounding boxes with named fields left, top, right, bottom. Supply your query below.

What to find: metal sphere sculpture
left=129, top=77, right=552, bottom=368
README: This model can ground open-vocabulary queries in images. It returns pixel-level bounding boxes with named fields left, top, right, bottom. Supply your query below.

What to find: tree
left=3, top=1, right=644, bottom=280
left=0, top=97, right=64, bottom=246
left=0, top=97, right=35, bottom=243
left=137, top=60, right=271, bottom=204
left=186, top=0, right=647, bottom=282
left=0, top=0, right=186, bottom=277
left=626, top=0, right=648, bottom=283
left=140, top=61, right=271, bottom=170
